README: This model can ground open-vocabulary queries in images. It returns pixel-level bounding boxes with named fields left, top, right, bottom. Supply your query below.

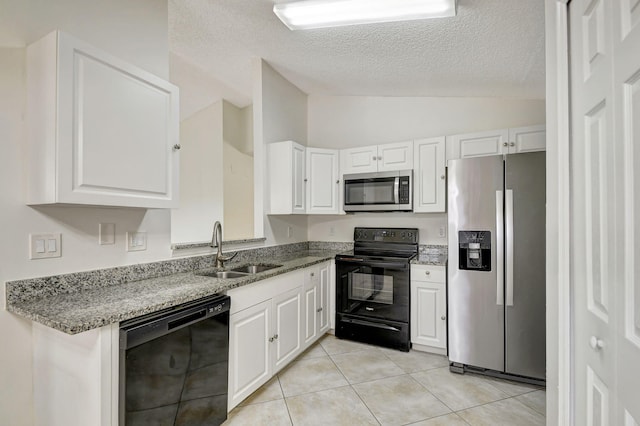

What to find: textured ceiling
left=170, top=0, right=546, bottom=107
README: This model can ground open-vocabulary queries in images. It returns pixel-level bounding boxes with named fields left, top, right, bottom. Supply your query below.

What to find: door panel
left=504, top=152, right=546, bottom=379
left=272, top=288, right=302, bottom=373
left=570, top=0, right=640, bottom=423
left=447, top=155, right=504, bottom=372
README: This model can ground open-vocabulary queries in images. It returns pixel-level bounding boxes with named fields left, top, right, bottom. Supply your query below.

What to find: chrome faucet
left=211, top=221, right=236, bottom=268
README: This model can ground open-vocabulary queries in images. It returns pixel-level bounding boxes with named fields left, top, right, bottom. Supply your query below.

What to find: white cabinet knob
left=503, top=142, right=508, bottom=147
left=589, top=336, right=604, bottom=350
left=372, top=156, right=377, bottom=161
left=425, top=270, right=430, bottom=275
left=441, top=315, right=446, bottom=321
left=510, top=142, right=515, bottom=147
left=440, top=175, right=445, bottom=180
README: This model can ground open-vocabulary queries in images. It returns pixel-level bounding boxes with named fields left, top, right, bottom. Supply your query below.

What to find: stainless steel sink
left=199, top=270, right=250, bottom=279
left=230, top=264, right=282, bottom=274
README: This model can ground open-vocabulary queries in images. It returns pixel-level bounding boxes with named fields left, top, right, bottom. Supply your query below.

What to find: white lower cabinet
left=227, top=261, right=332, bottom=410
left=410, top=265, right=447, bottom=354
left=303, top=263, right=331, bottom=346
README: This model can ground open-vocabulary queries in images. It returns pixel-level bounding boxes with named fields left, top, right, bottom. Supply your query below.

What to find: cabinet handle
left=425, top=270, right=430, bottom=275
left=317, top=307, right=322, bottom=312
left=372, top=156, right=376, bottom=161
left=336, top=180, right=340, bottom=184
left=441, top=315, right=446, bottom=321
left=274, top=334, right=278, bottom=340
left=503, top=142, right=508, bottom=147
left=310, top=272, right=315, bottom=277
left=378, top=156, right=383, bottom=160
left=173, top=144, right=181, bottom=150
left=440, top=175, right=445, bottom=180
left=510, top=142, right=515, bottom=147
left=304, top=178, right=308, bottom=182
left=269, top=336, right=274, bottom=342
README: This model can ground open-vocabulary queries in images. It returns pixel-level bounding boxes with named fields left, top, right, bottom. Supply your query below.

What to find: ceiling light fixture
left=273, top=0, right=457, bottom=30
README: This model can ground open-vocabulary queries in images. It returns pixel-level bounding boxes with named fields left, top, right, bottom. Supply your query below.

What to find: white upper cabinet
left=446, top=125, right=546, bottom=161
left=26, top=31, right=179, bottom=208
left=377, top=141, right=414, bottom=171
left=306, top=148, right=340, bottom=214
left=341, top=141, right=413, bottom=174
left=508, top=125, right=546, bottom=153
left=413, top=137, right=446, bottom=213
left=268, top=141, right=306, bottom=214
left=446, top=129, right=509, bottom=160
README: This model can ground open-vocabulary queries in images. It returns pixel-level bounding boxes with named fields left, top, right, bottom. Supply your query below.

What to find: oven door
left=335, top=258, right=410, bottom=323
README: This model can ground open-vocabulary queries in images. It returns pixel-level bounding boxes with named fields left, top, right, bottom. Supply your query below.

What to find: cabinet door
left=272, top=287, right=303, bottom=373
left=52, top=32, right=179, bottom=208
left=446, top=129, right=509, bottom=160
left=292, top=143, right=307, bottom=213
left=340, top=146, right=378, bottom=174
left=228, top=300, right=271, bottom=410
left=377, top=141, right=414, bottom=171
left=318, top=262, right=331, bottom=334
left=411, top=281, right=447, bottom=350
left=413, top=137, right=446, bottom=213
left=306, top=148, right=340, bottom=214
left=507, top=125, right=546, bottom=154
left=303, top=276, right=318, bottom=346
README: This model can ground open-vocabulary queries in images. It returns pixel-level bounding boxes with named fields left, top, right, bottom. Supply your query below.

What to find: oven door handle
left=342, top=317, right=401, bottom=332
left=337, top=260, right=409, bottom=269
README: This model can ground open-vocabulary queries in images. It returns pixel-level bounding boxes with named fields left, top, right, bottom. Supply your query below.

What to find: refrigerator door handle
left=505, top=189, right=514, bottom=306
left=496, top=190, right=504, bottom=306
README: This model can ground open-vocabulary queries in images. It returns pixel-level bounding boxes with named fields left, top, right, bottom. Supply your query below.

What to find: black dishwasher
left=119, top=294, right=230, bottom=426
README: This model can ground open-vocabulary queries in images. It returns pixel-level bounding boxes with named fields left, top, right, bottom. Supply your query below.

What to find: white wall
left=254, top=60, right=310, bottom=245
left=307, top=95, right=546, bottom=244
left=0, top=2, right=170, bottom=424
left=223, top=101, right=254, bottom=240
left=171, top=101, right=224, bottom=244
left=308, top=96, right=546, bottom=148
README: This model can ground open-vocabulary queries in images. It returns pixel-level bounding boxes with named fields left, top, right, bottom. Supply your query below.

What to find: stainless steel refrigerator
left=447, top=152, right=545, bottom=382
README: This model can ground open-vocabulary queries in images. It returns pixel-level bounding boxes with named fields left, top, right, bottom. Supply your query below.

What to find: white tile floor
left=223, top=334, right=545, bottom=426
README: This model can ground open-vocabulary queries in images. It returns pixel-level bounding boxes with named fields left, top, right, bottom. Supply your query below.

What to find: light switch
left=35, top=239, right=45, bottom=253
left=99, top=223, right=116, bottom=245
left=30, top=233, right=61, bottom=259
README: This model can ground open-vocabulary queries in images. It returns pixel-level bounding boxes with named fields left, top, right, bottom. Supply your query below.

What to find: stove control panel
left=354, top=227, right=418, bottom=244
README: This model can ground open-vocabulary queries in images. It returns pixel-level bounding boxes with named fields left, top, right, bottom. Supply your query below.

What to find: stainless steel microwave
left=343, top=170, right=413, bottom=212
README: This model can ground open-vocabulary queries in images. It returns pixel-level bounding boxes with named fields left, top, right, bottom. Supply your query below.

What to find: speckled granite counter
left=6, top=244, right=346, bottom=335
left=412, top=245, right=448, bottom=266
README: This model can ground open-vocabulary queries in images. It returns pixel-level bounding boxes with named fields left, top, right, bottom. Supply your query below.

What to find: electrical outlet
left=438, top=226, right=446, bottom=238
left=329, top=226, right=335, bottom=236
left=126, top=231, right=147, bottom=252
left=287, top=226, right=293, bottom=238
left=30, top=233, right=61, bottom=259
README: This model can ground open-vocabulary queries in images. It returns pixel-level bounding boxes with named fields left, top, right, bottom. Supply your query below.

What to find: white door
left=340, top=146, right=378, bottom=174
left=377, top=141, right=414, bottom=171
left=303, top=274, right=318, bottom=346
left=272, top=287, right=303, bottom=373
left=413, top=137, right=446, bottom=213
left=570, top=0, right=640, bottom=424
left=318, top=263, right=331, bottom=334
left=228, top=300, right=271, bottom=410
left=53, top=32, right=179, bottom=208
left=446, top=129, right=509, bottom=161
left=306, top=148, right=340, bottom=214
left=507, top=125, right=546, bottom=154
left=292, top=143, right=306, bottom=213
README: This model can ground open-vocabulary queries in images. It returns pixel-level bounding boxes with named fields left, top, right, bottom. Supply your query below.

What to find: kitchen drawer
left=410, top=265, right=446, bottom=283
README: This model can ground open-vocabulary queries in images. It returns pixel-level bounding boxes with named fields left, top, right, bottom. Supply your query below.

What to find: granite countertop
left=411, top=253, right=448, bottom=266
left=6, top=249, right=339, bottom=335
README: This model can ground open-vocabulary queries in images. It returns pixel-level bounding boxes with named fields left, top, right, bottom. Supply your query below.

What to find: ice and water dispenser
left=458, top=231, right=491, bottom=271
